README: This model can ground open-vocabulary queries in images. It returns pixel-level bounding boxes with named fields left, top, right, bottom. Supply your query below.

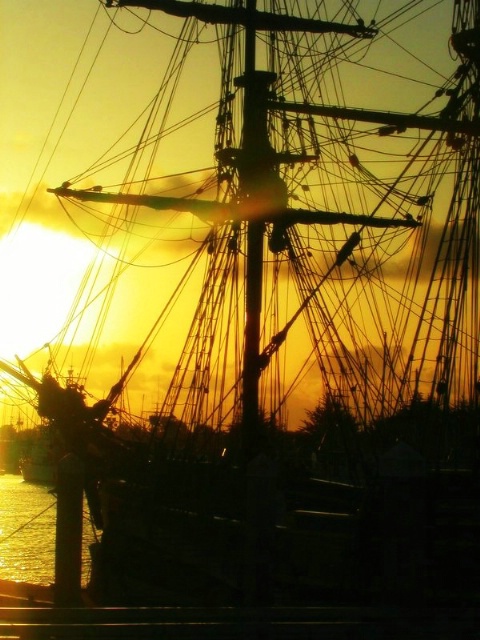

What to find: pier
left=0, top=604, right=477, bottom=639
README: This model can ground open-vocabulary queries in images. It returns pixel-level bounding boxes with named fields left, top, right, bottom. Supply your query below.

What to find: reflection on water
left=0, top=474, right=96, bottom=586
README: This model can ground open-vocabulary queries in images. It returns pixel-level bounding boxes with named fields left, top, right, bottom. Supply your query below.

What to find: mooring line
left=0, top=502, right=57, bottom=544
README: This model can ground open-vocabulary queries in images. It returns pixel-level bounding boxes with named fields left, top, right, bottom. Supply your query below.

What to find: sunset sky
left=1, top=1, right=219, bottom=423
left=0, top=1, right=457, bottom=428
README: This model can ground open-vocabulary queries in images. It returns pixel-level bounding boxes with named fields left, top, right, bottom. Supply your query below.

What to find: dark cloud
left=379, top=220, right=451, bottom=282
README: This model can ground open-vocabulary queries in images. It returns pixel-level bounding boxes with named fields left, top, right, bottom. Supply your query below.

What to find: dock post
left=379, top=442, right=427, bottom=604
left=245, top=453, right=277, bottom=606
left=54, top=453, right=84, bottom=607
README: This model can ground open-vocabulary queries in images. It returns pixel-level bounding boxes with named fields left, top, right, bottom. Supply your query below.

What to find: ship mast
left=238, top=0, right=265, bottom=457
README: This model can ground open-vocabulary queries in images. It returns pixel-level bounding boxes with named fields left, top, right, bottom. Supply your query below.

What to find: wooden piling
left=54, top=453, right=84, bottom=607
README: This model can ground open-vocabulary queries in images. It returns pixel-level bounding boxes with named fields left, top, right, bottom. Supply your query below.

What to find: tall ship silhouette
left=1, top=0, right=479, bottom=606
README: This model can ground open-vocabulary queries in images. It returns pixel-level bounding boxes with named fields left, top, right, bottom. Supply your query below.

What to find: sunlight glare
left=0, top=224, right=95, bottom=360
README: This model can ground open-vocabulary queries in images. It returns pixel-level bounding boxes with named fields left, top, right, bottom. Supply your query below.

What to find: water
left=0, top=474, right=97, bottom=586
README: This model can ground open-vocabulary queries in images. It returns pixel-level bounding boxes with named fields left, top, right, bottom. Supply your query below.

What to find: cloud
left=14, top=340, right=173, bottom=418
left=0, top=186, right=80, bottom=238
left=1, top=166, right=216, bottom=239
left=379, top=220, right=451, bottom=283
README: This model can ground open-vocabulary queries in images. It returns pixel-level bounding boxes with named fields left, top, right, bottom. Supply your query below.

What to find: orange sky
left=0, top=1, right=457, bottom=428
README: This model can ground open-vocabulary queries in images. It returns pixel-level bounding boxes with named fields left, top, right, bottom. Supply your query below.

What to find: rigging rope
left=9, top=3, right=105, bottom=234
left=0, top=501, right=56, bottom=544
left=26, top=0, right=472, bottom=433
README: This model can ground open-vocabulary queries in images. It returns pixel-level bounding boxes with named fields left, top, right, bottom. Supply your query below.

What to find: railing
left=0, top=606, right=476, bottom=639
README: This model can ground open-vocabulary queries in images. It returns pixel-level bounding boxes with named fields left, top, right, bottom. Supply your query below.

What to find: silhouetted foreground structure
left=0, top=604, right=477, bottom=639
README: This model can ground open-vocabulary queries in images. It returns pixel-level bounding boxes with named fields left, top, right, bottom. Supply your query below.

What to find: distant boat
left=19, top=458, right=55, bottom=485
left=19, top=431, right=56, bottom=485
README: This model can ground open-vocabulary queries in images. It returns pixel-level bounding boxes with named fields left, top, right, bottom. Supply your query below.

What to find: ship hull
left=20, top=460, right=55, bottom=485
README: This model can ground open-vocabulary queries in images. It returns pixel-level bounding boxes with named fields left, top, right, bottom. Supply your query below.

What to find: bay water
left=0, top=474, right=96, bottom=586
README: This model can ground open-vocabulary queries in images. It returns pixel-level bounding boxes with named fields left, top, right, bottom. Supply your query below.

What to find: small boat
left=19, top=428, right=56, bottom=485
left=19, top=458, right=55, bottom=485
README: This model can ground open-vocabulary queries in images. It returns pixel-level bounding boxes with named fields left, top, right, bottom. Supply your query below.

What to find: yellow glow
left=0, top=224, right=96, bottom=360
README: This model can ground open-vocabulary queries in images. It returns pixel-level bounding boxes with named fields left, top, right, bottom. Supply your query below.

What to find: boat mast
left=237, top=0, right=276, bottom=458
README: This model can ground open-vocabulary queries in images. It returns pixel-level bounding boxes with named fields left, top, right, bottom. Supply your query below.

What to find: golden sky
left=0, top=1, right=457, bottom=428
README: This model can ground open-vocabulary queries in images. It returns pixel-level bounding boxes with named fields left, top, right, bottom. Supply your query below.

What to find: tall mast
left=237, top=0, right=281, bottom=457
left=239, top=0, right=262, bottom=457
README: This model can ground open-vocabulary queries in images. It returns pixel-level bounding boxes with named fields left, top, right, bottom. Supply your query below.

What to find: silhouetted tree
left=299, top=396, right=357, bottom=448
left=224, top=410, right=285, bottom=464
left=298, top=396, right=360, bottom=482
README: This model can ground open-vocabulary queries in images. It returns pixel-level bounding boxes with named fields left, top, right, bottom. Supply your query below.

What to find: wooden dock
left=0, top=605, right=477, bottom=639
left=0, top=574, right=476, bottom=638
left=0, top=580, right=54, bottom=608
